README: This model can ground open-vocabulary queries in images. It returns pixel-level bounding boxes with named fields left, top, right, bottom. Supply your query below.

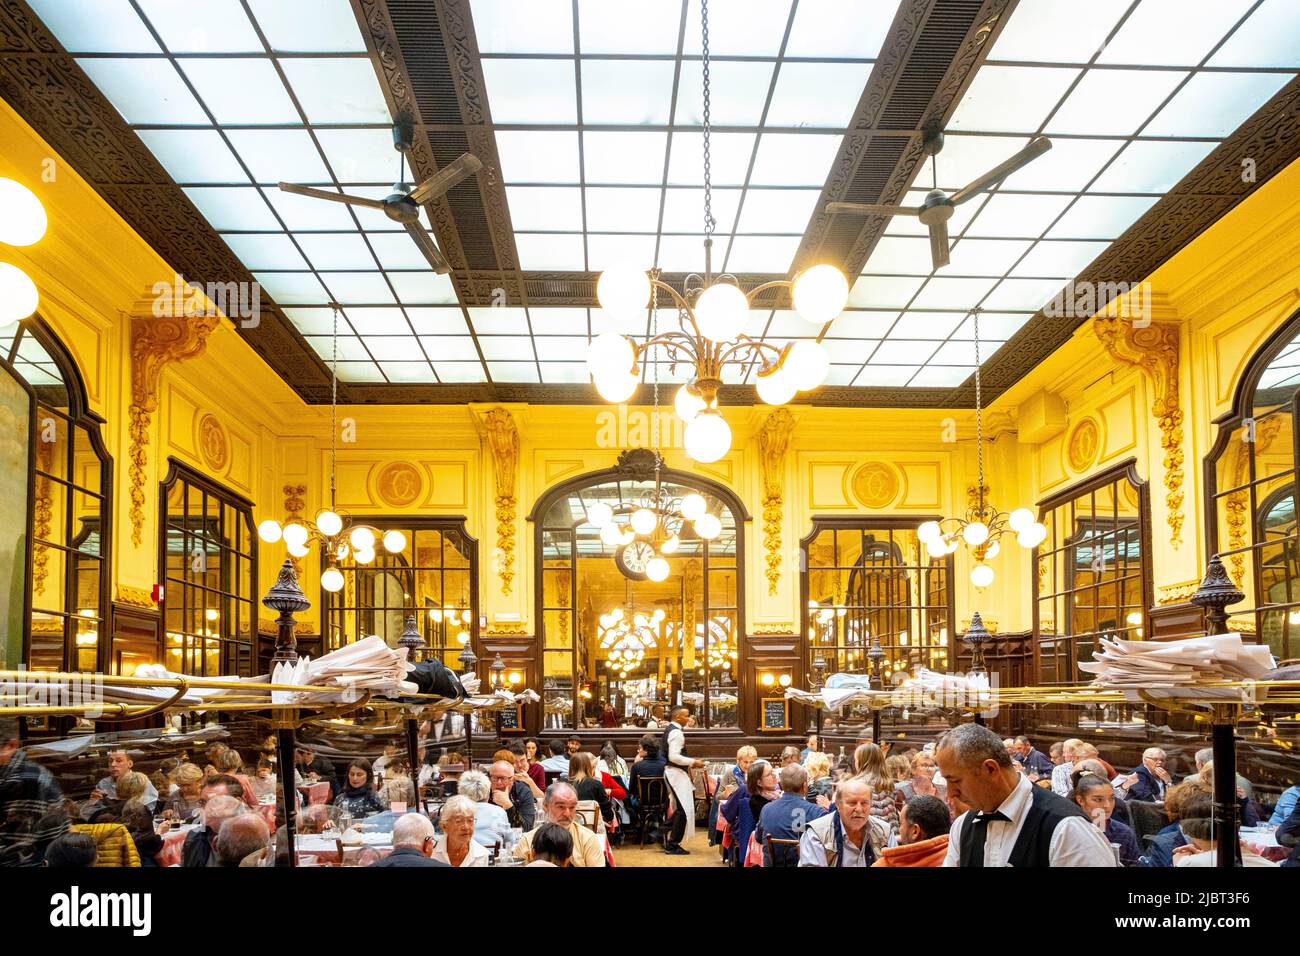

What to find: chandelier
left=600, top=604, right=665, bottom=680
left=918, top=308, right=1047, bottom=589
left=590, top=468, right=722, bottom=583
left=257, top=305, right=408, bottom=592
left=586, top=0, right=848, bottom=463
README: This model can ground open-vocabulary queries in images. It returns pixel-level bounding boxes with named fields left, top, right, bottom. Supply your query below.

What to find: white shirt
left=1050, top=762, right=1074, bottom=797
left=664, top=723, right=692, bottom=774
left=1174, top=848, right=1277, bottom=868
left=942, top=775, right=1117, bottom=867
left=431, top=835, right=491, bottom=867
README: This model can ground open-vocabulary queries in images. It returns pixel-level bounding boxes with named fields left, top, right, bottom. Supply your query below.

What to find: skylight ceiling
left=18, top=0, right=1300, bottom=398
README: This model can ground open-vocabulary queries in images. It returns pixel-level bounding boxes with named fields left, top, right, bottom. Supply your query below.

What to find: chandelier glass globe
left=354, top=546, right=376, bottom=565
left=315, top=510, right=343, bottom=537
left=646, top=556, right=670, bottom=582
left=587, top=501, right=614, bottom=527
left=1008, top=508, right=1035, bottom=533
left=287, top=540, right=310, bottom=559
left=320, top=566, right=345, bottom=592
left=661, top=535, right=680, bottom=554
left=600, top=522, right=623, bottom=546
left=918, top=521, right=942, bottom=543
left=970, top=563, right=994, bottom=589
left=587, top=332, right=634, bottom=378
left=383, top=529, right=406, bottom=553
left=0, top=179, right=47, bottom=246
left=0, top=263, right=39, bottom=324
left=594, top=368, right=638, bottom=403
left=596, top=263, right=651, bottom=318
left=258, top=520, right=283, bottom=543
left=680, top=493, right=706, bottom=521
left=1017, top=523, right=1048, bottom=549
left=631, top=508, right=657, bottom=536
left=674, top=384, right=707, bottom=422
left=962, top=521, right=989, bottom=546
left=694, top=283, right=748, bottom=342
left=791, top=263, right=849, bottom=324
left=684, top=409, right=731, bottom=462
left=785, top=340, right=830, bottom=391
left=694, top=513, right=722, bottom=540
left=350, top=526, right=376, bottom=551
left=755, top=364, right=797, bottom=406
left=282, top=522, right=309, bottom=549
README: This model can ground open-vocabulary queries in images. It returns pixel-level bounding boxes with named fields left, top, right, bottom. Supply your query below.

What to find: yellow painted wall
left=8, top=98, right=1300, bottom=667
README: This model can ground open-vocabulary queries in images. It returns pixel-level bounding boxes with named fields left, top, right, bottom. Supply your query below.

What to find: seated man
left=84, top=749, right=159, bottom=818
left=1013, top=736, right=1054, bottom=778
left=183, top=792, right=245, bottom=868
left=368, top=812, right=450, bottom=868
left=0, top=716, right=68, bottom=866
left=756, top=763, right=827, bottom=866
left=488, top=759, right=536, bottom=831
left=512, top=782, right=606, bottom=867
left=294, top=745, right=338, bottom=799
left=215, top=813, right=269, bottom=867
left=538, top=739, right=570, bottom=774
left=1118, top=748, right=1172, bottom=803
left=1192, top=747, right=1253, bottom=800
left=799, top=777, right=888, bottom=867
left=874, top=794, right=951, bottom=867
left=1270, top=783, right=1300, bottom=827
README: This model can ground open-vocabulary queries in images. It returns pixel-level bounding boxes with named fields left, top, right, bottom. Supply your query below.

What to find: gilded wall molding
left=32, top=437, right=52, bottom=598
left=1156, top=580, right=1201, bottom=606
left=114, top=585, right=154, bottom=609
left=757, top=408, right=795, bottom=596
left=482, top=407, right=519, bottom=596
left=752, top=623, right=797, bottom=636
left=1224, top=415, right=1283, bottom=587
left=484, top=623, right=530, bottom=638
left=127, top=310, right=219, bottom=545
left=283, top=483, right=307, bottom=577
left=1094, top=319, right=1185, bottom=548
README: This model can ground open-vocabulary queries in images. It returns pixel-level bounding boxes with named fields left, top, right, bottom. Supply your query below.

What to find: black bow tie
left=960, top=809, right=1009, bottom=867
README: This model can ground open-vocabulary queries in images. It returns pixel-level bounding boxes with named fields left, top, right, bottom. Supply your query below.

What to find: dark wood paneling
left=1149, top=602, right=1207, bottom=643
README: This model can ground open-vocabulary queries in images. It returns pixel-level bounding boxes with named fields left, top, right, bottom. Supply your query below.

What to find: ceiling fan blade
left=403, top=219, right=450, bottom=274
left=949, top=136, right=1052, bottom=206
left=826, top=201, right=921, bottom=217
left=407, top=153, right=484, bottom=205
left=928, top=219, right=950, bottom=270
left=277, top=182, right=385, bottom=209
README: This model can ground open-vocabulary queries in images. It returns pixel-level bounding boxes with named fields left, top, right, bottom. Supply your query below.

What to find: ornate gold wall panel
left=757, top=408, right=795, bottom=597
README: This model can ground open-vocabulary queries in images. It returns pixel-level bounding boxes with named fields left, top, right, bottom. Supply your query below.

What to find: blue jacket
left=1138, top=822, right=1186, bottom=867
left=629, top=755, right=667, bottom=802
left=1106, top=817, right=1141, bottom=866
left=756, top=791, right=827, bottom=866
left=1126, top=765, right=1167, bottom=803
left=1015, top=749, right=1054, bottom=776
left=720, top=782, right=753, bottom=865
left=1278, top=797, right=1300, bottom=867
left=1270, top=786, right=1300, bottom=827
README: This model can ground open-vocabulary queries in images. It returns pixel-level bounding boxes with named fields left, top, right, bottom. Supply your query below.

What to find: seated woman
left=1072, top=769, right=1140, bottom=866
left=803, top=752, right=834, bottom=805
left=378, top=758, right=417, bottom=808
left=457, top=769, right=512, bottom=848
left=86, top=770, right=151, bottom=823
left=852, top=743, right=899, bottom=835
left=1173, top=793, right=1278, bottom=867
left=894, top=751, right=947, bottom=813
left=1138, top=779, right=1205, bottom=867
left=886, top=754, right=911, bottom=789
left=596, top=741, right=629, bottom=786
left=249, top=756, right=278, bottom=802
left=162, top=763, right=204, bottom=823
left=333, top=758, right=388, bottom=819
left=569, top=752, right=615, bottom=827
left=526, top=822, right=574, bottom=867
left=721, top=760, right=777, bottom=867
left=431, top=795, right=491, bottom=867
left=1199, top=762, right=1260, bottom=826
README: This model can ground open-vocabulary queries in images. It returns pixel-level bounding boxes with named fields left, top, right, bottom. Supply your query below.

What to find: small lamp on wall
left=489, top=653, right=506, bottom=691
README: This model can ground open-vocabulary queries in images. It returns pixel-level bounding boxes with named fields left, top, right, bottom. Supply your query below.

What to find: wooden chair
left=1127, top=799, right=1168, bottom=847
left=765, top=835, right=801, bottom=868
left=574, top=800, right=601, bottom=832
left=636, top=776, right=669, bottom=847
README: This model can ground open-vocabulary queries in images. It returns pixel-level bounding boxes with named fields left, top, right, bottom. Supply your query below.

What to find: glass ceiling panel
left=984, top=0, right=1129, bottom=64
left=222, top=233, right=308, bottom=271
left=734, top=188, right=819, bottom=234
left=749, top=134, right=843, bottom=186
left=1096, top=0, right=1255, bottom=67
left=471, top=0, right=575, bottom=54
left=480, top=59, right=578, bottom=124
left=76, top=58, right=207, bottom=124
left=576, top=0, right=682, bottom=54
left=948, top=66, right=1081, bottom=134
left=1089, top=140, right=1217, bottom=194
left=580, top=60, right=676, bottom=126
left=226, top=129, right=331, bottom=184
left=136, top=0, right=262, bottom=53
left=495, top=132, right=582, bottom=183
left=784, top=0, right=898, bottom=59
left=1208, top=0, right=1300, bottom=67
left=280, top=59, right=392, bottom=125
left=584, top=187, right=663, bottom=232
left=344, top=308, right=411, bottom=336
left=765, top=62, right=873, bottom=129
left=674, top=61, right=774, bottom=127
left=137, top=129, right=247, bottom=184
left=1144, top=72, right=1292, bottom=138
left=246, top=0, right=367, bottom=53
left=28, top=0, right=160, bottom=53
left=1045, top=69, right=1188, bottom=136
left=661, top=188, right=741, bottom=233
left=184, top=187, right=279, bottom=231
left=667, top=132, right=756, bottom=186
left=179, top=59, right=299, bottom=124
left=583, top=132, right=669, bottom=184
left=516, top=234, right=587, bottom=271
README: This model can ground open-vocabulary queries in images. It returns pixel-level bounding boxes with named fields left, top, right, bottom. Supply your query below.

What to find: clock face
left=616, top=540, right=656, bottom=580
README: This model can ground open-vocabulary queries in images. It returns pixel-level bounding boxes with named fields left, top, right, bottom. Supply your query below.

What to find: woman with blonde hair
left=803, top=751, right=834, bottom=804
left=886, top=754, right=911, bottom=785
left=852, top=743, right=898, bottom=833
left=569, top=751, right=615, bottom=827
left=163, top=763, right=205, bottom=821
left=894, top=751, right=946, bottom=812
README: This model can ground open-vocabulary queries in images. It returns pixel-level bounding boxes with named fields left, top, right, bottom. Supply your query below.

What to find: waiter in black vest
left=937, top=724, right=1116, bottom=867
left=661, top=706, right=704, bottom=855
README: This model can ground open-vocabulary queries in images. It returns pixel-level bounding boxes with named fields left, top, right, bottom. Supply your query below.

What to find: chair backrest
left=574, top=800, right=601, bottom=832
left=544, top=769, right=562, bottom=787
left=1127, top=799, right=1168, bottom=845
left=638, top=776, right=668, bottom=807
left=765, top=835, right=801, bottom=868
left=441, top=779, right=459, bottom=797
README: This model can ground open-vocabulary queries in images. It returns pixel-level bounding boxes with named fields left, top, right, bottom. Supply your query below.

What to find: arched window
left=0, top=318, right=111, bottom=673
left=1206, top=313, right=1300, bottom=661
left=532, top=455, right=745, bottom=731
left=1033, top=462, right=1151, bottom=683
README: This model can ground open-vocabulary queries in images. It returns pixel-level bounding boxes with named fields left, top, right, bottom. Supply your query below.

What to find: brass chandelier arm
left=717, top=336, right=787, bottom=370
left=647, top=278, right=706, bottom=340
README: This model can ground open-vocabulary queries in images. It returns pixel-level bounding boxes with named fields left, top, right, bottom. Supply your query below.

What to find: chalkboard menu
left=497, top=706, right=521, bottom=732
left=760, top=697, right=789, bottom=732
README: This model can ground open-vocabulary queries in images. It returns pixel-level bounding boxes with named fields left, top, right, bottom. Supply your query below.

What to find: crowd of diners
left=2, top=712, right=1297, bottom=868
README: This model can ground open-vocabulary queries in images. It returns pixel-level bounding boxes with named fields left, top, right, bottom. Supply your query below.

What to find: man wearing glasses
left=1117, top=748, right=1172, bottom=803
left=488, top=759, right=536, bottom=830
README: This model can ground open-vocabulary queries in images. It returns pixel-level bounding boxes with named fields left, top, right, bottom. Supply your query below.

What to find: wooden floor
left=610, top=828, right=728, bottom=867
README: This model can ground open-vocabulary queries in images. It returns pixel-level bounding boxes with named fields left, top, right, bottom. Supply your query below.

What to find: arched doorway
left=530, top=450, right=748, bottom=733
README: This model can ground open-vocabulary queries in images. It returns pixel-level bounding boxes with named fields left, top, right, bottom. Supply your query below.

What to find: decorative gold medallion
left=851, top=461, right=901, bottom=509
left=198, top=414, right=228, bottom=471
left=377, top=461, right=421, bottom=507
left=1067, top=417, right=1100, bottom=472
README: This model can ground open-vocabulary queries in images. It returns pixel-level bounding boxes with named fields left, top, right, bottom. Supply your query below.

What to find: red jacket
left=872, top=834, right=949, bottom=867
left=600, top=771, right=626, bottom=801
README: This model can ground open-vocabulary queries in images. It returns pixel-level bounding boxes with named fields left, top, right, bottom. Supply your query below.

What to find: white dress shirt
left=942, top=775, right=1117, bottom=867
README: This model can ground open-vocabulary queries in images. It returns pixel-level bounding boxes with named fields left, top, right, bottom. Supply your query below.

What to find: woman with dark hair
left=42, top=832, right=97, bottom=867
left=526, top=821, right=573, bottom=867
left=333, top=758, right=387, bottom=818
left=597, top=741, right=628, bottom=782
left=1072, top=769, right=1139, bottom=866
left=719, top=759, right=775, bottom=867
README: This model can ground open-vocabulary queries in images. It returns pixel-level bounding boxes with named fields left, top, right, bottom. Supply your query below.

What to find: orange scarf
left=871, top=833, right=949, bottom=867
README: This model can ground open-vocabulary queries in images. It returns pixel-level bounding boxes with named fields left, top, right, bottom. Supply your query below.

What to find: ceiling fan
left=278, top=122, right=481, bottom=275
left=826, top=131, right=1052, bottom=270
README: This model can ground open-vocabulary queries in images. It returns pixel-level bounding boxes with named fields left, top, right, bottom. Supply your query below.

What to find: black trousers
left=666, top=800, right=687, bottom=846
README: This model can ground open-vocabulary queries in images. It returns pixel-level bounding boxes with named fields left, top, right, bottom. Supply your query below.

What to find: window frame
left=1032, top=459, right=1152, bottom=684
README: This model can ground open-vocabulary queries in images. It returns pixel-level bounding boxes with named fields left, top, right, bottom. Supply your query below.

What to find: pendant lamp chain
left=973, top=306, right=983, bottom=518
left=701, top=0, right=715, bottom=274
left=329, top=302, right=340, bottom=512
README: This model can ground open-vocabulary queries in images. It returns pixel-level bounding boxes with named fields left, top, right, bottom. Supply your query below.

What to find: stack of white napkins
left=460, top=688, right=541, bottom=711
left=1079, top=633, right=1274, bottom=688
left=270, top=636, right=418, bottom=704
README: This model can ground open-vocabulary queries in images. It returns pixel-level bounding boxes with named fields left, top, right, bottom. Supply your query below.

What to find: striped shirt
left=0, top=749, right=69, bottom=866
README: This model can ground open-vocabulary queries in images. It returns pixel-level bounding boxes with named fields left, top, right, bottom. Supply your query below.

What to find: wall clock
left=615, top=540, right=654, bottom=580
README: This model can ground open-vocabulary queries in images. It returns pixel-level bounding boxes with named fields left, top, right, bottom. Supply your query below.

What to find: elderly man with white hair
left=215, top=813, right=269, bottom=867
left=798, top=777, right=890, bottom=867
left=1117, top=747, right=1172, bottom=803
left=512, top=782, right=606, bottom=867
left=368, top=812, right=449, bottom=868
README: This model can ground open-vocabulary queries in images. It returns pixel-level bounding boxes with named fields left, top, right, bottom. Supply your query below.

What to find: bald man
left=488, top=759, right=536, bottom=830
left=216, top=813, right=268, bottom=867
